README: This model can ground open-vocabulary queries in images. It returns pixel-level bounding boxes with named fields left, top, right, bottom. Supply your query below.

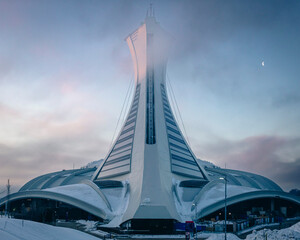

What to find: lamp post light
left=5, top=179, right=11, bottom=216
left=219, top=176, right=227, bottom=240
left=192, top=202, right=198, bottom=240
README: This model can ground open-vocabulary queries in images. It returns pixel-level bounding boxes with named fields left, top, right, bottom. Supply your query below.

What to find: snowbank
left=76, top=220, right=97, bottom=231
left=203, top=221, right=300, bottom=240
left=245, top=221, right=300, bottom=240
left=290, top=221, right=300, bottom=233
left=0, top=217, right=100, bottom=240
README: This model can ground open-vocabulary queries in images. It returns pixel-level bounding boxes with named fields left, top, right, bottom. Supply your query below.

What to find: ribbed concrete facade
left=93, top=13, right=208, bottom=223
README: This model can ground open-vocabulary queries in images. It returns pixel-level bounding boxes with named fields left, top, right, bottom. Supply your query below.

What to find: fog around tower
left=0, top=0, right=299, bottom=191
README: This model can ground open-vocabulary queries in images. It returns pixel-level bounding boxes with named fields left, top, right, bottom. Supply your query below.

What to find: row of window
left=161, top=84, right=204, bottom=179
left=146, top=33, right=156, bottom=144
left=96, top=84, right=141, bottom=179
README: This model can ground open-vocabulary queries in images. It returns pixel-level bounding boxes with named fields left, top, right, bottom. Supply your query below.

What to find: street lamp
left=219, top=176, right=227, bottom=240
left=192, top=202, right=198, bottom=240
left=5, top=179, right=11, bottom=216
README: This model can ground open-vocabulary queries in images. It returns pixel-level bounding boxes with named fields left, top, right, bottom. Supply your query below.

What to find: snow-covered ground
left=1, top=216, right=299, bottom=240
left=204, top=221, right=300, bottom=240
left=206, top=233, right=241, bottom=240
left=0, top=217, right=100, bottom=240
left=76, top=220, right=300, bottom=240
left=245, top=222, right=300, bottom=240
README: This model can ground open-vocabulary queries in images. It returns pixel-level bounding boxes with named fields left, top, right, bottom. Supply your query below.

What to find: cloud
left=0, top=126, right=109, bottom=186
left=272, top=93, right=300, bottom=108
left=163, top=0, right=296, bottom=58
left=194, top=135, right=300, bottom=191
left=0, top=101, right=113, bottom=186
left=0, top=103, right=20, bottom=118
left=0, top=58, right=13, bottom=80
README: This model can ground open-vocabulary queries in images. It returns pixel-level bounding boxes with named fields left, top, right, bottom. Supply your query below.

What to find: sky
left=0, top=0, right=299, bottom=191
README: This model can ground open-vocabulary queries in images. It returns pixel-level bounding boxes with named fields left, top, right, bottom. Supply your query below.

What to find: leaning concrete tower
left=92, top=8, right=209, bottom=225
left=2, top=7, right=299, bottom=232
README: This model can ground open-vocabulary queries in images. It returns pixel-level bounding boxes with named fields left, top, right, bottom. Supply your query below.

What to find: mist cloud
left=195, top=135, right=300, bottom=191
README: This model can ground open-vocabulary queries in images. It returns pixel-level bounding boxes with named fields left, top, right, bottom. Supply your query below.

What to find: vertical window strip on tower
left=160, top=84, right=204, bottom=179
left=146, top=33, right=156, bottom=144
left=97, top=84, right=141, bottom=179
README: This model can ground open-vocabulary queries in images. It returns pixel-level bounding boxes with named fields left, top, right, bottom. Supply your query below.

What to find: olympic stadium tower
left=1, top=9, right=299, bottom=232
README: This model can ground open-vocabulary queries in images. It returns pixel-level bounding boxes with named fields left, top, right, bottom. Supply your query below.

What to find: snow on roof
left=84, top=159, right=103, bottom=169
left=197, top=159, right=219, bottom=169
left=196, top=182, right=258, bottom=211
left=43, top=183, right=110, bottom=212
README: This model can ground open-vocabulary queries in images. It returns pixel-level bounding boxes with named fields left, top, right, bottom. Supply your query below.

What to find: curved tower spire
left=93, top=12, right=209, bottom=224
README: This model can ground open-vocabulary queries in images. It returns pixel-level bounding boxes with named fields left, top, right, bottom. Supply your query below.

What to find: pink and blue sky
left=0, top=0, right=299, bottom=191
